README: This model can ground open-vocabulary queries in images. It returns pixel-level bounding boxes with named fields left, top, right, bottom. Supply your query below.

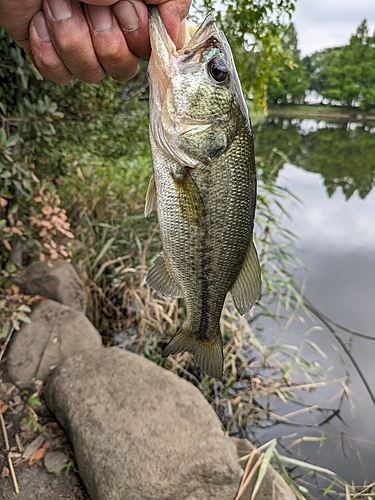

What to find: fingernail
left=47, top=0, right=72, bottom=21
left=33, top=11, right=51, bottom=42
left=114, top=1, right=139, bottom=33
left=87, top=5, right=113, bottom=32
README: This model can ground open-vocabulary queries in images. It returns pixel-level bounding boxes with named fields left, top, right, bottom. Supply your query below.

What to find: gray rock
left=13, top=259, right=87, bottom=312
left=231, top=437, right=295, bottom=500
left=44, top=450, right=70, bottom=474
left=45, top=348, right=243, bottom=500
left=7, top=300, right=103, bottom=388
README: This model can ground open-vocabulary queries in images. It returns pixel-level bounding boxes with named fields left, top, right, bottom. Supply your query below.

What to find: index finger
left=0, top=0, right=42, bottom=50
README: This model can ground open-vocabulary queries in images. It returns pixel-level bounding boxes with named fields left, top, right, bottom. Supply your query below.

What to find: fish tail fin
left=163, top=325, right=223, bottom=379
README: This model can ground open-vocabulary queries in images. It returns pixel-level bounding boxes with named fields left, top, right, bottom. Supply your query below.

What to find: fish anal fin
left=163, top=325, right=223, bottom=379
left=146, top=253, right=182, bottom=298
left=230, top=240, right=261, bottom=315
left=145, top=175, right=157, bottom=217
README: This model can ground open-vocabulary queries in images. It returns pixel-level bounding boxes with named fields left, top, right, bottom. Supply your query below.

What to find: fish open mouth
left=148, top=7, right=177, bottom=104
left=148, top=8, right=222, bottom=103
left=148, top=6, right=218, bottom=56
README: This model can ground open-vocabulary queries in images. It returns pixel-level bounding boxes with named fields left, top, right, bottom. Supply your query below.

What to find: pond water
left=254, top=115, right=375, bottom=491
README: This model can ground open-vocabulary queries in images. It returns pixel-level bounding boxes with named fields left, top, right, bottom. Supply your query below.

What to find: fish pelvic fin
left=163, top=325, right=223, bottom=379
left=230, top=240, right=261, bottom=315
left=146, top=253, right=182, bottom=298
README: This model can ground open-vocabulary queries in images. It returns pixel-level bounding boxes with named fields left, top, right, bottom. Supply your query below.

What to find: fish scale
left=145, top=8, right=261, bottom=378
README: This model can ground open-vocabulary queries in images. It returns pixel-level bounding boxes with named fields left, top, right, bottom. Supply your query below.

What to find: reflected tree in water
left=256, top=118, right=375, bottom=199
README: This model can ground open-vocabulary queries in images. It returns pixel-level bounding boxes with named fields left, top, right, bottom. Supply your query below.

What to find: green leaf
left=1, top=322, right=10, bottom=337
left=12, top=319, right=20, bottom=331
left=298, top=486, right=309, bottom=493
left=323, top=480, right=337, bottom=495
left=17, top=314, right=31, bottom=324
left=17, top=304, right=32, bottom=313
left=91, top=236, right=116, bottom=270
left=277, top=455, right=342, bottom=478
left=28, top=393, right=42, bottom=406
left=5, top=261, right=17, bottom=274
left=251, top=439, right=277, bottom=499
left=305, top=339, right=329, bottom=359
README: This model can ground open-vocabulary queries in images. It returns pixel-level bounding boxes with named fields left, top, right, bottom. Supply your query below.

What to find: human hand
left=0, top=0, right=191, bottom=83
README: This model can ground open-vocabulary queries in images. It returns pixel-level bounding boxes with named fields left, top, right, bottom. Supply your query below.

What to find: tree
left=306, top=20, right=375, bottom=111
left=267, top=23, right=308, bottom=105
left=303, top=47, right=340, bottom=96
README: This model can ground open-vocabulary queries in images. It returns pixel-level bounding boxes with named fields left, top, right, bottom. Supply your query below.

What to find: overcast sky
left=292, top=0, right=375, bottom=55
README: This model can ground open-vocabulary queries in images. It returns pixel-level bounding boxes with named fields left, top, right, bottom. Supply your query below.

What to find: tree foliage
left=305, top=20, right=375, bottom=110
left=303, top=47, right=336, bottom=99
left=267, top=23, right=308, bottom=105
left=0, top=28, right=150, bottom=269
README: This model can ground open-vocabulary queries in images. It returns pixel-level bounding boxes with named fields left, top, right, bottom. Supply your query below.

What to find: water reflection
left=279, top=165, right=375, bottom=253
left=254, top=117, right=375, bottom=490
left=256, top=116, right=375, bottom=199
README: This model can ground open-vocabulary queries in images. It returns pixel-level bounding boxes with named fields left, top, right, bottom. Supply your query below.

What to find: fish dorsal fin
left=230, top=240, right=261, bottom=315
left=146, top=253, right=182, bottom=298
left=145, top=175, right=157, bottom=217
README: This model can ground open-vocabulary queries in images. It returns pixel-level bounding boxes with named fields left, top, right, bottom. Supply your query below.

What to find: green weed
left=50, top=460, right=75, bottom=476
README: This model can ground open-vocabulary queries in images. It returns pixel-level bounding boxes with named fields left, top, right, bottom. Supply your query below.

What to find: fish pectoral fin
left=173, top=169, right=205, bottom=226
left=163, top=325, right=224, bottom=379
left=230, top=240, right=261, bottom=315
left=146, top=253, right=182, bottom=298
left=144, top=175, right=157, bottom=217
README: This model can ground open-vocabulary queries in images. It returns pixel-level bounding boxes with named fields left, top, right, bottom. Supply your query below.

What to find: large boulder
left=13, top=259, right=87, bottom=312
left=7, top=300, right=103, bottom=388
left=45, top=347, right=243, bottom=500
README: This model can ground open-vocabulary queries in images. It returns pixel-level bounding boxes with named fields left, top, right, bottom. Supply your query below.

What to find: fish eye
left=207, top=57, right=229, bottom=84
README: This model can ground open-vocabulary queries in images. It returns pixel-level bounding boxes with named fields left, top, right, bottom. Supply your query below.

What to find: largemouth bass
left=146, top=7, right=261, bottom=378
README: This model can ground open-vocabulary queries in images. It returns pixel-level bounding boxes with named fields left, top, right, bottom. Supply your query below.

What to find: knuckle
left=55, top=36, right=82, bottom=55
